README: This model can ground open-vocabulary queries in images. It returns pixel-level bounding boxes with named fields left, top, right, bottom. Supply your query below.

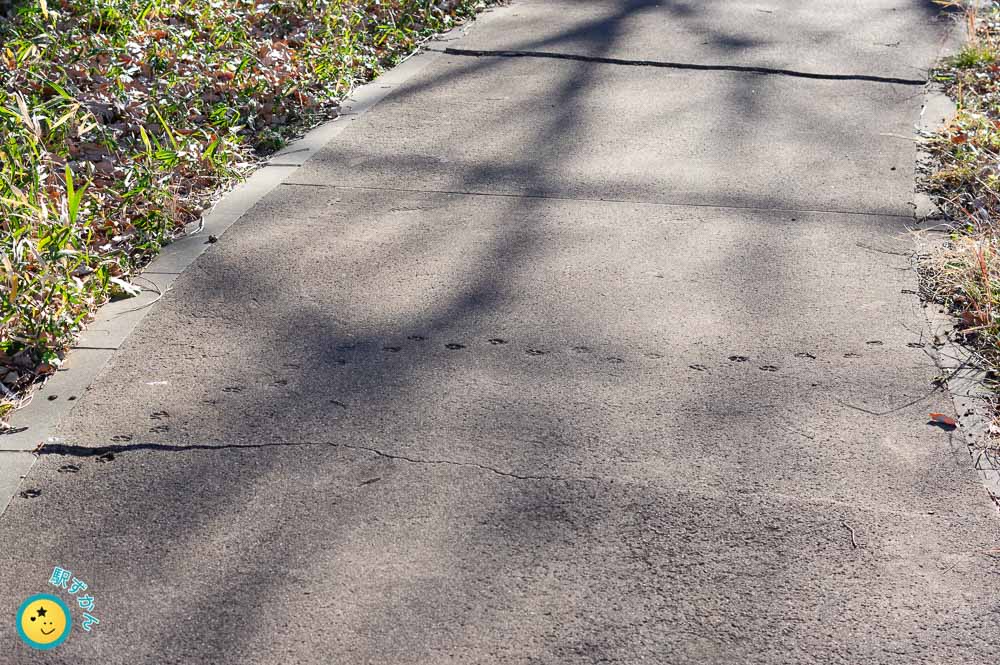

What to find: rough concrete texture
left=2, top=1, right=999, bottom=663
left=0, top=453, right=34, bottom=514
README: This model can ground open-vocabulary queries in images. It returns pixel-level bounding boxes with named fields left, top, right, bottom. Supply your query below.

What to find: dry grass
left=922, top=1, right=1000, bottom=433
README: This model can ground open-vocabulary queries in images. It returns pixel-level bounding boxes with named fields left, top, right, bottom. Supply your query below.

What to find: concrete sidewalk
left=3, top=1, right=1000, bottom=662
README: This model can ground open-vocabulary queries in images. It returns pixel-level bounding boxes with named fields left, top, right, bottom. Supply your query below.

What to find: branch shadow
left=1, top=1, right=994, bottom=663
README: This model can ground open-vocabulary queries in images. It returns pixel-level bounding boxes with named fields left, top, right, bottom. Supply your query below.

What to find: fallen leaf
left=34, top=363, right=56, bottom=376
left=929, top=413, right=958, bottom=427
left=961, top=309, right=989, bottom=327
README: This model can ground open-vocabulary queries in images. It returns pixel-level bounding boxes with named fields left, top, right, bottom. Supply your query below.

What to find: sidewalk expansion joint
left=19, top=439, right=960, bottom=522
left=433, top=47, right=927, bottom=86
left=280, top=181, right=915, bottom=219
left=337, top=442, right=598, bottom=482
left=31, top=439, right=597, bottom=483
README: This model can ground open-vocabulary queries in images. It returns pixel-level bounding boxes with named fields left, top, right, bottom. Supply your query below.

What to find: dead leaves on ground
left=929, top=412, right=959, bottom=429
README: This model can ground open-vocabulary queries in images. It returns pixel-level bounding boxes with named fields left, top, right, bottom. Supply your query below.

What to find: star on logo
left=35, top=606, right=48, bottom=618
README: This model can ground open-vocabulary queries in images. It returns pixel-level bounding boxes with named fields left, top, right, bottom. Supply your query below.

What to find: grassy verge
left=0, top=0, right=492, bottom=419
left=921, top=1, right=1000, bottom=401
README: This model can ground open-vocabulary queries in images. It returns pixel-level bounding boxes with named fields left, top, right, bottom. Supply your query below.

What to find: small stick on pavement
left=842, top=521, right=858, bottom=549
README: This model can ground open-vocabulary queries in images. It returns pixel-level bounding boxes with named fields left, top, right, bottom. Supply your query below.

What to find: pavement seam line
left=279, top=181, right=916, bottom=219
left=21, top=439, right=963, bottom=519
left=23, top=439, right=599, bottom=482
left=434, top=47, right=928, bottom=86
left=334, top=442, right=599, bottom=482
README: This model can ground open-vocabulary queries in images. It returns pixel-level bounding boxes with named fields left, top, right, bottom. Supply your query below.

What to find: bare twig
left=774, top=422, right=816, bottom=440
left=855, top=242, right=913, bottom=257
left=835, top=387, right=943, bottom=417
left=841, top=521, right=859, bottom=549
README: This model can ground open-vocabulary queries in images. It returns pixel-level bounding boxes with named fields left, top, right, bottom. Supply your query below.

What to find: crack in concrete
left=28, top=439, right=598, bottom=482
left=335, top=442, right=598, bottom=482
left=435, top=47, right=928, bottom=86
left=11, top=441, right=969, bottom=519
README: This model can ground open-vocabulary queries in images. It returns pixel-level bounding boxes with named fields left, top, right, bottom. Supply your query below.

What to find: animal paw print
left=149, top=424, right=169, bottom=434
left=760, top=365, right=779, bottom=372
left=526, top=349, right=546, bottom=356
left=728, top=355, right=749, bottom=363
left=445, top=343, right=465, bottom=350
left=110, top=434, right=132, bottom=442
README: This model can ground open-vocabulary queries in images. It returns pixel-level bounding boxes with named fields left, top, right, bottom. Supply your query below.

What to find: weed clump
left=924, top=2, right=1000, bottom=398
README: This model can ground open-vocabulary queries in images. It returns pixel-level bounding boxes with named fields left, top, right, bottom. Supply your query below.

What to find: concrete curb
left=912, top=4, right=963, bottom=225
left=912, top=87, right=957, bottom=223
left=0, top=23, right=470, bottom=515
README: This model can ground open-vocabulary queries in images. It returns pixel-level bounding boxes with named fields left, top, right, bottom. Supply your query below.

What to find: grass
left=922, top=1, right=1000, bottom=404
left=0, top=0, right=493, bottom=417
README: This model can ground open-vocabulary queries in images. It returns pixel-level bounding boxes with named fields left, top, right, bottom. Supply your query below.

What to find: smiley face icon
left=16, top=594, right=71, bottom=650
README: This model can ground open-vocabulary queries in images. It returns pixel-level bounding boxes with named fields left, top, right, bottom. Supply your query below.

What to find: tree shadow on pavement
left=4, top=0, right=997, bottom=663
